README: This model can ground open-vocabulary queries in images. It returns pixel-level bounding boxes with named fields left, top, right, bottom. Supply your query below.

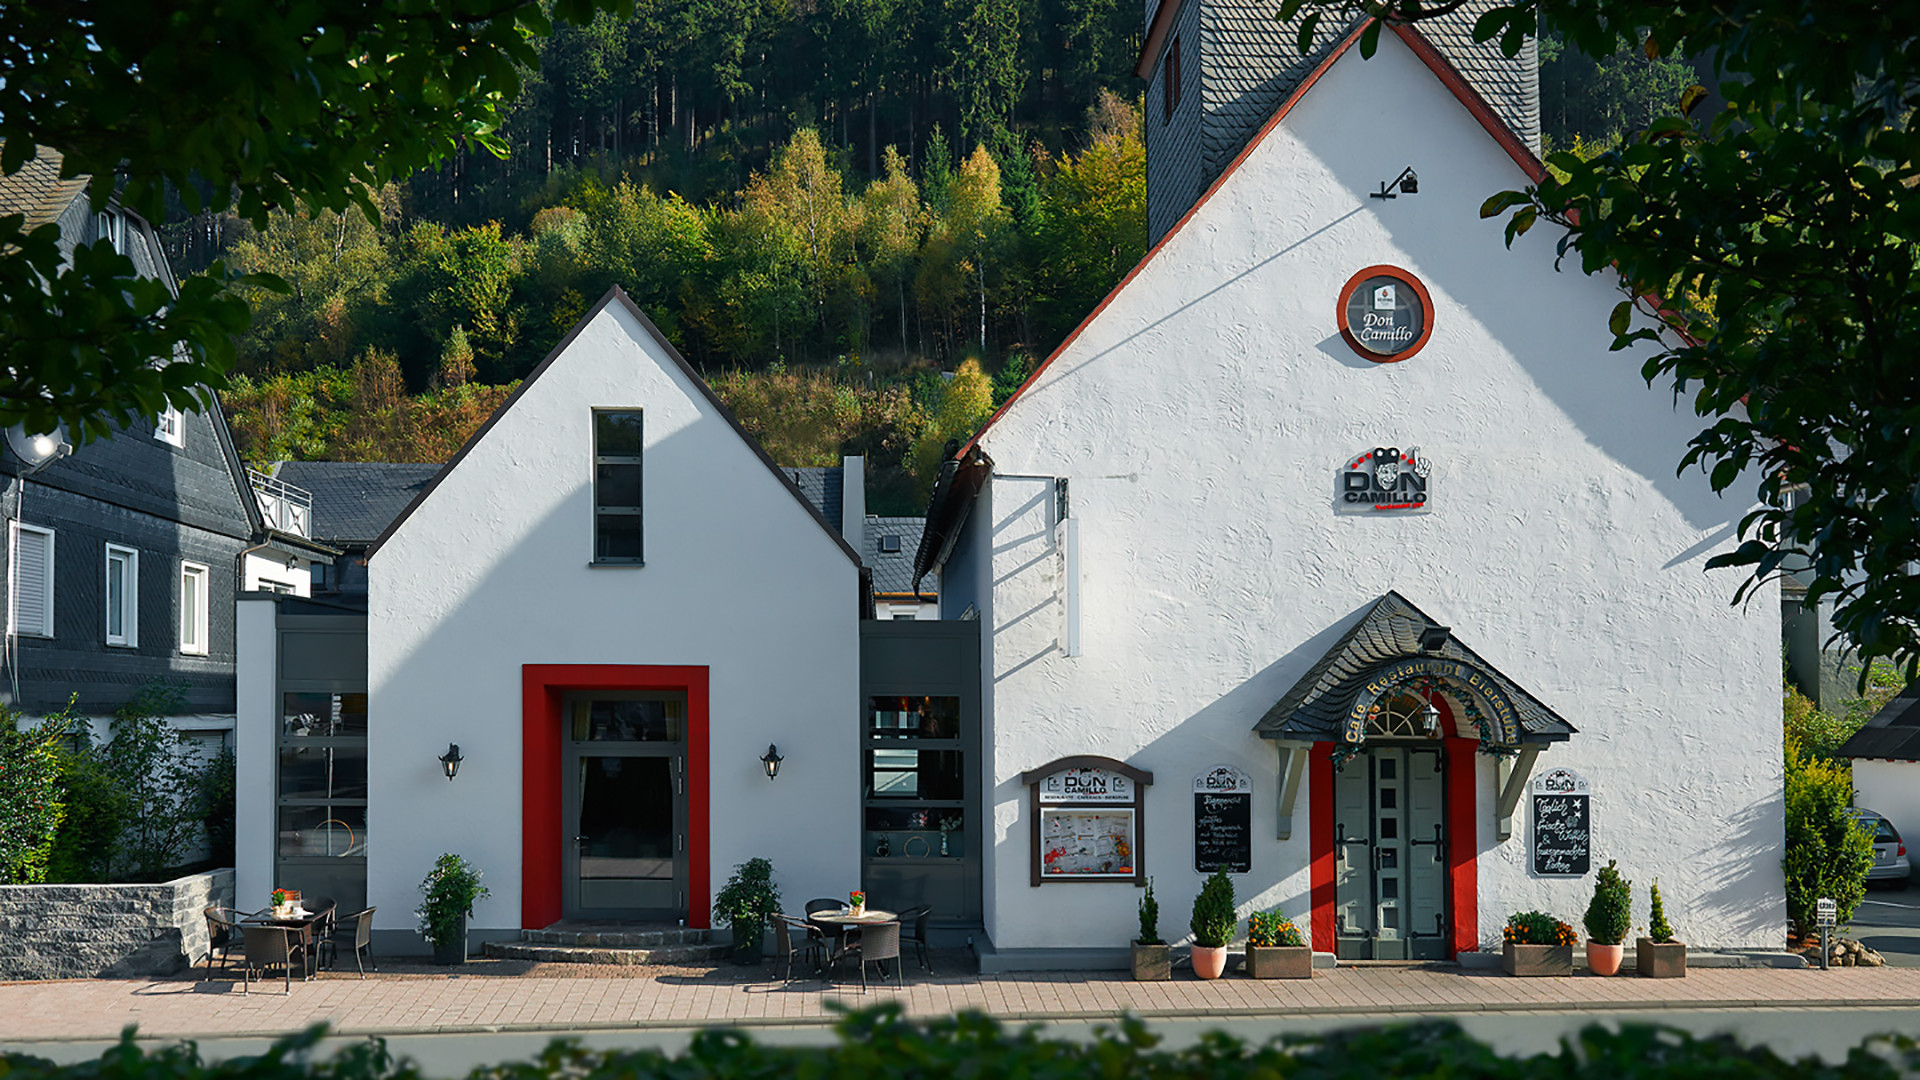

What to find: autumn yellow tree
left=909, top=357, right=995, bottom=488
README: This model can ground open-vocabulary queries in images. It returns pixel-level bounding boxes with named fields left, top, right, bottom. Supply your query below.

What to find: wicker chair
left=771, top=915, right=825, bottom=983
left=320, top=907, right=378, bottom=977
left=895, top=905, right=933, bottom=972
left=201, top=906, right=245, bottom=976
left=841, top=921, right=902, bottom=992
left=239, top=924, right=302, bottom=994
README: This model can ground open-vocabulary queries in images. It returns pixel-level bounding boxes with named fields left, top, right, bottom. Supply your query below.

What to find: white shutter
left=10, top=524, right=53, bottom=637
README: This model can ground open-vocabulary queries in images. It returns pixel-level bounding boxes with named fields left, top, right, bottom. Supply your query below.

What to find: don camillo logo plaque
left=1337, top=265, right=1434, bottom=362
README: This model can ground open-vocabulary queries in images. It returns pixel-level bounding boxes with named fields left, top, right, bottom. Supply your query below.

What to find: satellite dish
left=5, top=422, right=71, bottom=473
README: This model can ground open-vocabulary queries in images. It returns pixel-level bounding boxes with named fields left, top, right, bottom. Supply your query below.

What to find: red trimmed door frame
left=1308, top=693, right=1478, bottom=958
left=522, top=665, right=710, bottom=930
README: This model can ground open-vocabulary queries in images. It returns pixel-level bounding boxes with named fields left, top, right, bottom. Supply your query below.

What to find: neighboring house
left=0, top=150, right=331, bottom=751
left=269, top=461, right=441, bottom=596
left=1839, top=686, right=1920, bottom=843
left=917, top=3, right=1781, bottom=967
left=867, top=516, right=936, bottom=621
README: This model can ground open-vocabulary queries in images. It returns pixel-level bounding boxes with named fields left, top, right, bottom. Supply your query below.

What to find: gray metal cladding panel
left=278, top=629, right=368, bottom=686
left=860, top=620, right=981, bottom=687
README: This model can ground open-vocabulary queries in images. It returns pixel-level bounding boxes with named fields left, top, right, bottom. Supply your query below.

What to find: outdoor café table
left=807, top=908, right=896, bottom=975
left=241, top=907, right=328, bottom=980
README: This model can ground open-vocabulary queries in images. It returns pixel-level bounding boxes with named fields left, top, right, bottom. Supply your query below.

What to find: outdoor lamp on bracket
left=1418, top=701, right=1442, bottom=739
left=1369, top=166, right=1419, bottom=199
left=761, top=744, right=784, bottom=779
left=438, top=743, right=463, bottom=780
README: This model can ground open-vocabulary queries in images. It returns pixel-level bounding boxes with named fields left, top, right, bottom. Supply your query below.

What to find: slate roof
left=1190, top=0, right=1540, bottom=186
left=1838, top=685, right=1920, bottom=761
left=785, top=466, right=844, bottom=532
left=1254, top=591, right=1574, bottom=743
left=0, top=147, right=91, bottom=229
left=274, top=461, right=443, bottom=546
left=866, top=516, right=933, bottom=595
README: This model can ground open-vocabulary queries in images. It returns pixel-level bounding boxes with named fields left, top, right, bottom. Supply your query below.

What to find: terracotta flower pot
left=1585, top=941, right=1625, bottom=976
left=1191, top=944, right=1228, bottom=979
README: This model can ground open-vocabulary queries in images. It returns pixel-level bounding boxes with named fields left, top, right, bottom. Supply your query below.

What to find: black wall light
left=439, top=743, right=464, bottom=780
left=1370, top=166, right=1419, bottom=199
left=761, top=744, right=784, bottom=779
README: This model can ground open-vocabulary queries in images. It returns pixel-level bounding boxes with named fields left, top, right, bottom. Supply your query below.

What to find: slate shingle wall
left=1146, top=0, right=1206, bottom=246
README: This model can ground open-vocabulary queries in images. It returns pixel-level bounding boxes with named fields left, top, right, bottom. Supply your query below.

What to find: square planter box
left=1131, top=942, right=1172, bottom=981
left=1245, top=944, right=1312, bottom=979
left=1636, top=938, right=1687, bottom=978
left=1502, top=941, right=1573, bottom=976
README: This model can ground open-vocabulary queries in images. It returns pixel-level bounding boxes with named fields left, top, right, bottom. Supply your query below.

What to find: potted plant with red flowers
left=1502, top=910, right=1575, bottom=976
left=1245, top=908, right=1311, bottom=979
left=849, top=890, right=867, bottom=917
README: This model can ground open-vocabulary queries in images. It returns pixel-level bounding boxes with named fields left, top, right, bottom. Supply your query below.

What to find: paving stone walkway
left=6, top=959, right=1920, bottom=1043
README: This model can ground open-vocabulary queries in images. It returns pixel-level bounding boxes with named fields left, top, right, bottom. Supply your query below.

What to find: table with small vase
left=807, top=907, right=897, bottom=974
left=242, top=904, right=332, bottom=979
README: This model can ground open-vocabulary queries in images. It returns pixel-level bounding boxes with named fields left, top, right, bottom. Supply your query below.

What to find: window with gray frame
left=277, top=692, right=368, bottom=906
left=593, top=410, right=644, bottom=563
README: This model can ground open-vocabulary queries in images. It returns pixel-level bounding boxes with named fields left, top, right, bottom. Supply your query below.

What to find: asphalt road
left=1852, top=880, right=1920, bottom=967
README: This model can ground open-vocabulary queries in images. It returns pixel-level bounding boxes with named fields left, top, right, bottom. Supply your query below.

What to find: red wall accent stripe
left=1308, top=742, right=1337, bottom=953
left=521, top=665, right=711, bottom=930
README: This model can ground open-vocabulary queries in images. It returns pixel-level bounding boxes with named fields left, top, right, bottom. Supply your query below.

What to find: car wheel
left=1894, top=877, right=1911, bottom=892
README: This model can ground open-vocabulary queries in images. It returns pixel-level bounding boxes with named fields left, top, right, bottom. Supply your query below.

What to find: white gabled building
left=239, top=288, right=865, bottom=946
left=919, top=12, right=1783, bottom=967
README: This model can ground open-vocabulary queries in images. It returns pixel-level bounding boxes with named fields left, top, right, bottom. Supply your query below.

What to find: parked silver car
left=1848, top=808, right=1911, bottom=887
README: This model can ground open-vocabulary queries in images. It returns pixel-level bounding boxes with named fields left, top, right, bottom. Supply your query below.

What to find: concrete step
left=520, top=925, right=711, bottom=948
left=483, top=940, right=731, bottom=965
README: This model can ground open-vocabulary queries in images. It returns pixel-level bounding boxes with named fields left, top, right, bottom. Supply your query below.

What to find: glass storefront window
left=282, top=692, right=368, bottom=737
left=867, top=696, right=960, bottom=739
left=277, top=804, right=368, bottom=857
left=571, top=697, right=684, bottom=742
left=277, top=745, right=368, bottom=800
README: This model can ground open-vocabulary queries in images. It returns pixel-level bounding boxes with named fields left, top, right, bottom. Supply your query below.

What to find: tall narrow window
left=104, top=544, right=138, bottom=647
left=1163, top=36, right=1182, bottom=123
left=593, top=409, right=644, bottom=564
left=9, top=522, right=53, bottom=638
left=155, top=407, right=183, bottom=447
left=179, top=561, right=209, bottom=655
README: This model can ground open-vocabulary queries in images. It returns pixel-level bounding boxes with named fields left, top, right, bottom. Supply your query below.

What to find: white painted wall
left=368, top=296, right=862, bottom=938
left=235, top=597, right=278, bottom=909
left=972, top=34, right=1783, bottom=954
left=242, top=550, right=312, bottom=597
left=1851, top=760, right=1920, bottom=849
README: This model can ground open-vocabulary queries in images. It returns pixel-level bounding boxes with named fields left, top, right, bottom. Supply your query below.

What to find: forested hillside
left=186, top=4, right=1689, bottom=512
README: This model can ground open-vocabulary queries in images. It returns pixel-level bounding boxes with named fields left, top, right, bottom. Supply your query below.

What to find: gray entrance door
left=562, top=695, right=687, bottom=921
left=1333, top=744, right=1448, bottom=960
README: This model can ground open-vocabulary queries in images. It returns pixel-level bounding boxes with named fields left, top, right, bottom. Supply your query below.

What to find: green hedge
left=4, top=1010, right=1919, bottom=1080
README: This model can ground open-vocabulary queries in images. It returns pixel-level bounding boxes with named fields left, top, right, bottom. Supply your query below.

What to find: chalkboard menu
left=1529, top=768, right=1590, bottom=877
left=1193, top=765, right=1252, bottom=874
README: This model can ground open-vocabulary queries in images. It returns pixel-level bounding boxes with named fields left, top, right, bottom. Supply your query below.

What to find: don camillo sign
left=1338, top=446, right=1432, bottom=512
left=1337, top=265, right=1433, bottom=362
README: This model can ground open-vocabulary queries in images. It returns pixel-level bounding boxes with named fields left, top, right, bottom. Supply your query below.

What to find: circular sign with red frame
left=1336, top=265, right=1434, bottom=363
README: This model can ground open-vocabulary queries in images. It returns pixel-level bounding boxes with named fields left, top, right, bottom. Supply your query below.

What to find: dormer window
left=155, top=406, right=183, bottom=447
left=880, top=534, right=902, bottom=554
left=96, top=210, right=126, bottom=254
left=593, top=409, right=644, bottom=564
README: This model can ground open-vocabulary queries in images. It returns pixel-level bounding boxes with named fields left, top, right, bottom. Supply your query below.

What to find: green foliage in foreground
left=9, top=1012, right=1920, bottom=1080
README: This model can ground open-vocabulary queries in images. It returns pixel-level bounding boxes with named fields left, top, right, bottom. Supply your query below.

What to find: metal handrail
left=248, top=469, right=314, bottom=538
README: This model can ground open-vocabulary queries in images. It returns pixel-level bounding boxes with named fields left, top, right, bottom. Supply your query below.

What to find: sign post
left=1817, top=896, right=1837, bottom=970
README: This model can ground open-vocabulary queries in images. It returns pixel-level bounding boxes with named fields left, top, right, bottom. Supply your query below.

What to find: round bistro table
left=806, top=908, right=897, bottom=976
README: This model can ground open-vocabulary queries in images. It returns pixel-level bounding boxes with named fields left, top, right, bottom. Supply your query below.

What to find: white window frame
left=104, top=543, right=138, bottom=647
left=8, top=522, right=54, bottom=638
left=179, top=561, right=209, bottom=656
left=155, top=406, right=183, bottom=447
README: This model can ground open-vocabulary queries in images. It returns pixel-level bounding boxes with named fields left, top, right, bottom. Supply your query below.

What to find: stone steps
left=483, top=923, right=726, bottom=965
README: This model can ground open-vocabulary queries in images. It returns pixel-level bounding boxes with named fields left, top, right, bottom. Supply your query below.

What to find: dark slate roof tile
left=1254, top=591, right=1574, bottom=743
left=0, top=147, right=90, bottom=230
left=866, top=515, right=934, bottom=595
left=1838, top=686, right=1920, bottom=761
left=785, top=466, right=844, bottom=532
left=274, top=461, right=443, bottom=546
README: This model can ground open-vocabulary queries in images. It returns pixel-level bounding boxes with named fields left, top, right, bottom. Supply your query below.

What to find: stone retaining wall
left=0, top=869, right=233, bottom=980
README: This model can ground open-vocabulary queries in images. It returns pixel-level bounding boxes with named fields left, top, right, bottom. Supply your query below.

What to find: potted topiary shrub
left=417, top=853, right=489, bottom=965
left=1188, top=868, right=1236, bottom=979
left=1132, top=877, right=1171, bottom=980
left=1583, top=860, right=1632, bottom=975
left=1637, top=879, right=1687, bottom=978
left=714, top=856, right=781, bottom=965
left=1502, top=910, right=1575, bottom=976
left=1245, top=908, right=1310, bottom=979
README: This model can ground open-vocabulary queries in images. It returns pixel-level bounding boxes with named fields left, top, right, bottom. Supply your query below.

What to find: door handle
left=573, top=835, right=588, bottom=843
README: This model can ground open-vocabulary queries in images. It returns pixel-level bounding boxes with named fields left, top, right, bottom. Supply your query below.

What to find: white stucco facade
left=1850, top=760, right=1920, bottom=849
left=366, top=293, right=862, bottom=939
left=953, top=33, right=1783, bottom=958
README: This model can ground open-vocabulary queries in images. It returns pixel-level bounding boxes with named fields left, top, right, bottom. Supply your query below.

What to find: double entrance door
left=562, top=694, right=687, bottom=920
left=1333, top=744, right=1448, bottom=960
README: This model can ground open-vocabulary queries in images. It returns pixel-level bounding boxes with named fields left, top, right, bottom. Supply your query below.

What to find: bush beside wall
left=0, top=868, right=232, bottom=980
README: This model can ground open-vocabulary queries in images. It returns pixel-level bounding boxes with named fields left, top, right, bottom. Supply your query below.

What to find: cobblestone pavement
left=6, top=956, right=1920, bottom=1043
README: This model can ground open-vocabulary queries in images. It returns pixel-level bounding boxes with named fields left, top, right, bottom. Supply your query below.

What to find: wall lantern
left=1369, top=166, right=1419, bottom=199
left=438, top=743, right=464, bottom=780
left=1418, top=702, right=1442, bottom=739
left=760, top=744, right=784, bottom=779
